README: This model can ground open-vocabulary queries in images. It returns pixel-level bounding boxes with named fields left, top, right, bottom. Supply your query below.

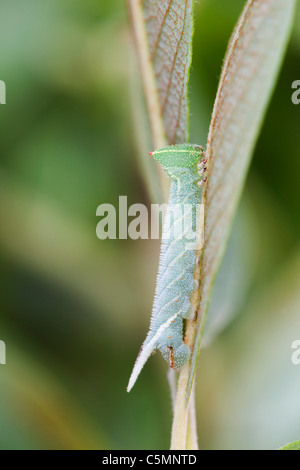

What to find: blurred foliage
left=0, top=0, right=299, bottom=450
left=279, top=440, right=300, bottom=450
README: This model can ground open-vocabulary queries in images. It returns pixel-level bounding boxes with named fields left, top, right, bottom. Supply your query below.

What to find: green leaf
left=143, top=0, right=195, bottom=144
left=279, top=441, right=300, bottom=450
left=188, top=0, right=296, bottom=396
left=127, top=0, right=196, bottom=202
left=127, top=0, right=194, bottom=202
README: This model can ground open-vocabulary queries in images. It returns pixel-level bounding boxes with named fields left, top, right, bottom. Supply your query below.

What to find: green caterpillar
left=127, top=144, right=207, bottom=392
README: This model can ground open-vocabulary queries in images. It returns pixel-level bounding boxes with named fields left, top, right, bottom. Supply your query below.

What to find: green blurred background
left=0, top=0, right=299, bottom=450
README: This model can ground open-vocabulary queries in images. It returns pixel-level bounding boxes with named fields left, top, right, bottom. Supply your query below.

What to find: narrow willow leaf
left=188, top=0, right=296, bottom=395
left=143, top=0, right=195, bottom=144
left=279, top=441, right=300, bottom=451
left=127, top=0, right=195, bottom=203
left=127, top=0, right=195, bottom=147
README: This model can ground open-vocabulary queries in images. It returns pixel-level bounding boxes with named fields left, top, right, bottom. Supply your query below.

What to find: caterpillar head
left=150, top=144, right=205, bottom=178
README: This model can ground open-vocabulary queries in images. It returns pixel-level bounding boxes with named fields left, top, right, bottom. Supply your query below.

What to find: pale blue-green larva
left=127, top=144, right=207, bottom=392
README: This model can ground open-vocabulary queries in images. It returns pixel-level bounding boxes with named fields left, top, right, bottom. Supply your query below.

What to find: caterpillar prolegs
left=127, top=144, right=207, bottom=392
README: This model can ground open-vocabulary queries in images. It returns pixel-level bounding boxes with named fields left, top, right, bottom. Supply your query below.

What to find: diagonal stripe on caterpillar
left=127, top=144, right=207, bottom=392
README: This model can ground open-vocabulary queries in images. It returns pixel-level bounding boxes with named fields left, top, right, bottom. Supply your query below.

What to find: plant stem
left=170, top=362, right=190, bottom=449
left=170, top=317, right=198, bottom=449
left=186, top=384, right=198, bottom=450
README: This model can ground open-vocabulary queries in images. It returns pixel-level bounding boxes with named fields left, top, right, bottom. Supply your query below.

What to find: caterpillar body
left=127, top=144, right=207, bottom=392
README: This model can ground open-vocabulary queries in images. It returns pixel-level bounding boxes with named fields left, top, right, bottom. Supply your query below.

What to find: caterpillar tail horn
left=127, top=336, right=157, bottom=392
left=127, top=312, right=180, bottom=392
